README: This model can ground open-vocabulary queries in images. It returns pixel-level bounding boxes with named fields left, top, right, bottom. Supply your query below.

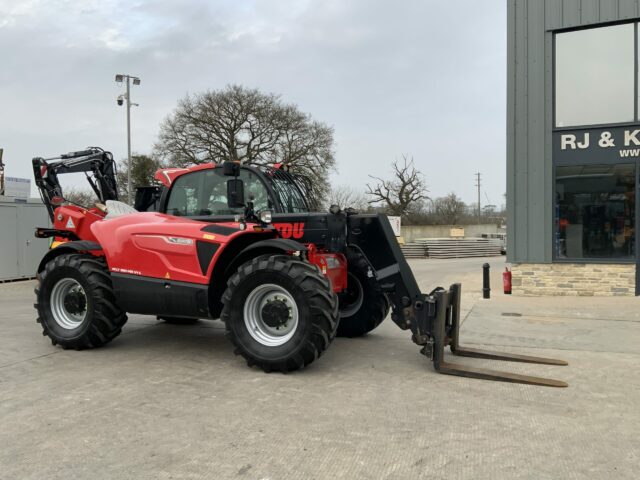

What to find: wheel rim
left=339, top=272, right=364, bottom=317
left=244, top=283, right=299, bottom=347
left=50, top=278, right=87, bottom=330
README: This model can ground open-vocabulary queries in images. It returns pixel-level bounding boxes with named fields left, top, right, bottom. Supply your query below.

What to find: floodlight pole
left=126, top=76, right=132, bottom=204
left=115, top=74, right=140, bottom=205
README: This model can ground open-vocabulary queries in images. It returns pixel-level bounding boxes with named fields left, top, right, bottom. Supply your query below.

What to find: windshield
left=166, top=168, right=272, bottom=217
left=265, top=168, right=310, bottom=213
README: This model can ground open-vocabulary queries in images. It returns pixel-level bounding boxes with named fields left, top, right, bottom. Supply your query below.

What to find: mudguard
left=37, top=240, right=102, bottom=273
left=239, top=238, right=308, bottom=256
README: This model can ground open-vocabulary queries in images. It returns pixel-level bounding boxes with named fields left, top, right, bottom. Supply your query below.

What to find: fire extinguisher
left=503, top=267, right=512, bottom=294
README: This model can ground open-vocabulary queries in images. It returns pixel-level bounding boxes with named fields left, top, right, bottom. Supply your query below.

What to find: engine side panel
left=91, top=212, right=247, bottom=284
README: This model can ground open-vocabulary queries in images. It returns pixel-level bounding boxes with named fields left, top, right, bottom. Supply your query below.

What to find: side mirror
left=134, top=186, right=163, bottom=212
left=223, top=161, right=240, bottom=177
left=227, top=179, right=245, bottom=208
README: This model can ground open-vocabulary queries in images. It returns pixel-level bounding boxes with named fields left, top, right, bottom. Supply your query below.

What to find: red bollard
left=503, top=267, right=512, bottom=294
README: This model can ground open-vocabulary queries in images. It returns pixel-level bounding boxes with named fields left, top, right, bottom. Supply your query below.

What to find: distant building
left=508, top=1, right=640, bottom=295
left=4, top=177, right=31, bottom=200
left=0, top=197, right=49, bottom=281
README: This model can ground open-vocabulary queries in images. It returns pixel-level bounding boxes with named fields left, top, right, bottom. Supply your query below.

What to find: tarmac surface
left=0, top=256, right=638, bottom=479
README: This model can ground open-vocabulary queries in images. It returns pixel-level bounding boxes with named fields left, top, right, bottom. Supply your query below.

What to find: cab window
left=165, top=168, right=271, bottom=217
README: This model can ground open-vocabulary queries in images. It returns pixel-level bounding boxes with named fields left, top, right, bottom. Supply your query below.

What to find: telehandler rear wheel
left=35, top=254, right=127, bottom=349
left=337, top=248, right=390, bottom=337
left=221, top=255, right=339, bottom=372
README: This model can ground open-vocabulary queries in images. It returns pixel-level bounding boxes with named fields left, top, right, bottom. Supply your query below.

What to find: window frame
left=553, top=21, right=638, bottom=129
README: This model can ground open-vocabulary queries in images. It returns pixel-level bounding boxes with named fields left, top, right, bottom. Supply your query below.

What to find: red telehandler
left=31, top=148, right=567, bottom=386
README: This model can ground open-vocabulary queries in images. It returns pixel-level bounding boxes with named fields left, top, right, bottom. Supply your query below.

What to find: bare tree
left=366, top=155, right=429, bottom=217
left=326, top=185, right=369, bottom=211
left=154, top=85, right=335, bottom=205
left=63, top=188, right=98, bottom=207
left=433, top=192, right=467, bottom=225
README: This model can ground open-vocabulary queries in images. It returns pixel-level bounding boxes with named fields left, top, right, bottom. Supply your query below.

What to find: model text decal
left=111, top=267, right=142, bottom=276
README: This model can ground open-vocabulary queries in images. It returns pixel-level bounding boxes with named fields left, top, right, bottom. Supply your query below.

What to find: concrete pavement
left=0, top=257, right=638, bottom=479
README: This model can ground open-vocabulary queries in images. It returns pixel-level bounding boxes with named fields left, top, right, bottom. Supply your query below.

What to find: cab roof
left=153, top=162, right=217, bottom=187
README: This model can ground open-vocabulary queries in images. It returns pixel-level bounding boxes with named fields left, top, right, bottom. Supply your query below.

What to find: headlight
left=259, top=210, right=273, bottom=224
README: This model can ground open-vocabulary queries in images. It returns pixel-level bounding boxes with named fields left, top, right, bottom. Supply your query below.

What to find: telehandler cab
left=31, top=148, right=567, bottom=386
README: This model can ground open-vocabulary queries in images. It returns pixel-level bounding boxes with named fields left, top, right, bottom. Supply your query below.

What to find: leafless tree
left=326, top=185, right=369, bottom=211
left=433, top=192, right=467, bottom=225
left=154, top=85, right=335, bottom=204
left=63, top=188, right=98, bottom=207
left=365, top=155, right=429, bottom=217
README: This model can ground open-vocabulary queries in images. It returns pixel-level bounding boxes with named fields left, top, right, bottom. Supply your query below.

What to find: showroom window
left=554, top=23, right=640, bottom=262
left=555, top=164, right=635, bottom=260
left=555, top=23, right=636, bottom=127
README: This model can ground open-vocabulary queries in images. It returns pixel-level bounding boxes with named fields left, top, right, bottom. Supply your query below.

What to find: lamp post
left=115, top=74, right=141, bottom=204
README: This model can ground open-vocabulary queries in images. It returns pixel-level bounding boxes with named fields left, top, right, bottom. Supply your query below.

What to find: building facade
left=508, top=0, right=640, bottom=295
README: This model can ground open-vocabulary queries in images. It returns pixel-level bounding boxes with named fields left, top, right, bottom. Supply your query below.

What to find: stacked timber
left=415, top=238, right=503, bottom=259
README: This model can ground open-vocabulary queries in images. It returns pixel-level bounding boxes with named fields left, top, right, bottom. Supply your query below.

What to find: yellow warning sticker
left=164, top=272, right=171, bottom=279
left=203, top=234, right=216, bottom=240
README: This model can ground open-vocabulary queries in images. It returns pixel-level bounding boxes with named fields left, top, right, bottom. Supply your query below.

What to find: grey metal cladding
left=506, top=0, right=640, bottom=263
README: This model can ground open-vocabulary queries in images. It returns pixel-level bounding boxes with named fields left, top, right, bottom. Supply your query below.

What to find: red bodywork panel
left=52, top=205, right=104, bottom=243
left=91, top=213, right=257, bottom=285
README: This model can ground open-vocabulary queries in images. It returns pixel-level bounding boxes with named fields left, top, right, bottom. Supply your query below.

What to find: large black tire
left=35, top=254, right=128, bottom=349
left=337, top=248, right=390, bottom=338
left=221, top=255, right=339, bottom=372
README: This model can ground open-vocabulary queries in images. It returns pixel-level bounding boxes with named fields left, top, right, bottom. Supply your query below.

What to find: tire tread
left=221, top=254, right=338, bottom=372
left=35, top=254, right=127, bottom=349
left=337, top=247, right=389, bottom=337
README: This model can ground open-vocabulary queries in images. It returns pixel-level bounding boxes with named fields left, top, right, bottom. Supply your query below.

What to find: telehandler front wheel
left=221, top=255, right=339, bottom=372
left=337, top=248, right=390, bottom=337
left=35, top=254, right=127, bottom=349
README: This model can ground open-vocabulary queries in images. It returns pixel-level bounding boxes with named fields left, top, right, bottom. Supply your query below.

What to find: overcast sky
left=0, top=0, right=506, bottom=206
